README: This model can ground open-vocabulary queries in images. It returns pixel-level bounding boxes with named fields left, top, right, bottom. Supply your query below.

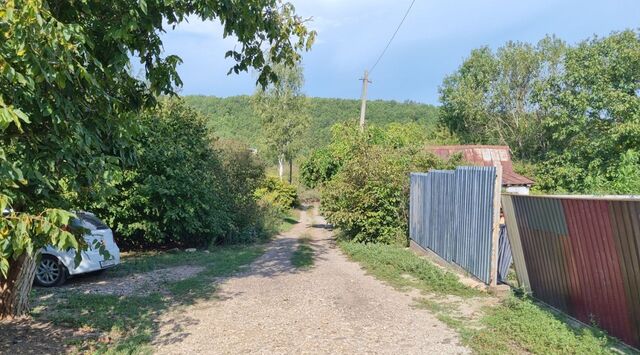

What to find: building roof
left=426, top=145, right=534, bottom=186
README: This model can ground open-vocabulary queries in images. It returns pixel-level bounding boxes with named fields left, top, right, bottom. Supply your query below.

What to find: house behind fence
left=502, top=194, right=640, bottom=348
left=426, top=145, right=534, bottom=194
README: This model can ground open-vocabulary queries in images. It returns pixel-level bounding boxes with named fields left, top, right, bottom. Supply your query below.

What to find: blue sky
left=158, top=0, right=640, bottom=105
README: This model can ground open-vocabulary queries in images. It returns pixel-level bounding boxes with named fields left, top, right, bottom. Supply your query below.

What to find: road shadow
left=0, top=317, right=83, bottom=355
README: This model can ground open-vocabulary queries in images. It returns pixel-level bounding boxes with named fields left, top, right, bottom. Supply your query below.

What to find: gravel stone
left=59, top=265, right=205, bottom=296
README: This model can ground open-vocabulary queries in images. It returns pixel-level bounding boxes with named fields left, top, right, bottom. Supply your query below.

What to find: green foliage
left=320, top=123, right=457, bottom=244
left=338, top=241, right=480, bottom=297
left=254, top=177, right=298, bottom=211
left=440, top=30, right=640, bottom=194
left=0, top=0, right=314, bottom=275
left=323, top=145, right=410, bottom=244
left=215, top=140, right=271, bottom=243
left=439, top=36, right=566, bottom=160
left=0, top=206, right=82, bottom=277
left=466, top=296, right=615, bottom=354
left=184, top=96, right=441, bottom=155
left=252, top=61, right=309, bottom=171
left=291, top=235, right=314, bottom=269
left=300, top=122, right=458, bottom=189
left=1, top=0, right=314, bottom=209
left=534, top=30, right=640, bottom=194
left=92, top=99, right=267, bottom=249
left=299, top=148, right=341, bottom=189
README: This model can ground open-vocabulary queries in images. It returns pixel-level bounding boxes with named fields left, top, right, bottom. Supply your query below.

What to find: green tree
left=440, top=30, right=640, bottom=194
left=253, top=61, right=309, bottom=183
left=0, top=0, right=314, bottom=316
left=439, top=36, right=566, bottom=160
left=535, top=30, right=640, bottom=193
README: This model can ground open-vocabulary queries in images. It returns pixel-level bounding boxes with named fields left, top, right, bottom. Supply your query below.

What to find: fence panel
left=410, top=166, right=498, bottom=284
left=497, top=225, right=512, bottom=283
left=502, top=194, right=640, bottom=348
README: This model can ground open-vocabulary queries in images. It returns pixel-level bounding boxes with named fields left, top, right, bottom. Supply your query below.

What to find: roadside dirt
left=0, top=317, right=81, bottom=355
left=59, top=265, right=204, bottom=296
left=0, top=265, right=205, bottom=354
left=153, top=206, right=470, bottom=354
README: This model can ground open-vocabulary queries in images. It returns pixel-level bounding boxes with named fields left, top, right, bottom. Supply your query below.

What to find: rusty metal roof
left=426, top=145, right=534, bottom=186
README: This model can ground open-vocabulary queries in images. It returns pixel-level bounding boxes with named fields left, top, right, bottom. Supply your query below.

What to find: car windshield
left=75, top=212, right=109, bottom=230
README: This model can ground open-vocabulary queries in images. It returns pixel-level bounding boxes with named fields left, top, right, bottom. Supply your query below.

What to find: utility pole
left=359, top=70, right=371, bottom=131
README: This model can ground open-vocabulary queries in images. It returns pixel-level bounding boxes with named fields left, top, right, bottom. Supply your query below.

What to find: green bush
left=254, top=177, right=298, bottom=211
left=320, top=124, right=456, bottom=245
left=532, top=149, right=640, bottom=195
left=299, top=148, right=341, bottom=188
left=215, top=140, right=271, bottom=244
left=93, top=99, right=268, bottom=249
left=300, top=122, right=458, bottom=190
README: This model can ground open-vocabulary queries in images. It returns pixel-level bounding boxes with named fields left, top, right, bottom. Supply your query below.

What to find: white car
left=35, top=212, right=120, bottom=287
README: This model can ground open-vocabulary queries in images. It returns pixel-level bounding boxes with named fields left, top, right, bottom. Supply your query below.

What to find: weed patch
left=463, top=296, right=621, bottom=355
left=338, top=241, right=481, bottom=297
left=291, top=236, right=314, bottom=269
left=279, top=209, right=300, bottom=233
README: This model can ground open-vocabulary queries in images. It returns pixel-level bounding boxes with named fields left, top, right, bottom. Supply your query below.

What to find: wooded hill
left=183, top=95, right=439, bottom=152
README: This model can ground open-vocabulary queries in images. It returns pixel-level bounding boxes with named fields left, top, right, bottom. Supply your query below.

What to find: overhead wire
left=368, top=0, right=417, bottom=74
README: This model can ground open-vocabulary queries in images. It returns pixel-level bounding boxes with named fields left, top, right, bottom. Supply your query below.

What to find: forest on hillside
left=183, top=95, right=439, bottom=153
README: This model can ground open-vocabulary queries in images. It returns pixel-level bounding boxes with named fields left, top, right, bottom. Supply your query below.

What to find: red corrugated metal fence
left=502, top=194, right=640, bottom=348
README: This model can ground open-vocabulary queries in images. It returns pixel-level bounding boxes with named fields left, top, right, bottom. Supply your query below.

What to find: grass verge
left=291, top=235, right=314, bottom=269
left=31, top=245, right=264, bottom=354
left=338, top=241, right=481, bottom=297
left=460, top=296, right=619, bottom=354
left=339, top=241, right=632, bottom=354
left=279, top=208, right=300, bottom=233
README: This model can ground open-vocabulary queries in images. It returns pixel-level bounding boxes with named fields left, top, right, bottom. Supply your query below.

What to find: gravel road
left=153, top=206, right=469, bottom=354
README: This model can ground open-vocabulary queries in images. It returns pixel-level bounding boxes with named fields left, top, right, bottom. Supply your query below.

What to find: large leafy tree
left=439, top=36, right=566, bottom=160
left=0, top=0, right=314, bottom=316
left=535, top=30, right=640, bottom=193
left=253, top=60, right=309, bottom=182
left=440, top=30, right=640, bottom=194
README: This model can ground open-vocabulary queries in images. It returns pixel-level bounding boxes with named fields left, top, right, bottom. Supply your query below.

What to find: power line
left=369, top=0, right=416, bottom=74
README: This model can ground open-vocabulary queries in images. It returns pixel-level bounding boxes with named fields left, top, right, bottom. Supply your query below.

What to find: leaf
left=0, top=257, right=9, bottom=278
left=139, top=0, right=147, bottom=15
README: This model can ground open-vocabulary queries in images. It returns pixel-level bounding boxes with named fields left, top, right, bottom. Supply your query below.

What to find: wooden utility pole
left=359, top=70, right=371, bottom=131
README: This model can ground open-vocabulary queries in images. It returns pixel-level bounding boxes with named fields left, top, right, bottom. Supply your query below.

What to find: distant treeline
left=183, top=95, right=439, bottom=153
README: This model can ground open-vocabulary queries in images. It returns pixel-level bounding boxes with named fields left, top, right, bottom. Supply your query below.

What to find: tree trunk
left=0, top=253, right=37, bottom=318
left=278, top=155, right=285, bottom=181
left=288, top=157, right=293, bottom=184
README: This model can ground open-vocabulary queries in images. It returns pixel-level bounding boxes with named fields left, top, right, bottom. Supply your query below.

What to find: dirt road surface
left=153, top=206, right=468, bottom=354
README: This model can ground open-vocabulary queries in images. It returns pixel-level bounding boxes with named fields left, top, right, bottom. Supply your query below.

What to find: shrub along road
left=153, top=205, right=468, bottom=354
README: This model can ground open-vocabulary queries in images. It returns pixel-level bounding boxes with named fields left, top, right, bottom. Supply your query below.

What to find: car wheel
left=35, top=255, right=67, bottom=287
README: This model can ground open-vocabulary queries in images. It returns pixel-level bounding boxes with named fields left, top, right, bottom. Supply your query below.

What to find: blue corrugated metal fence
left=410, top=166, right=498, bottom=284
left=497, top=225, right=512, bottom=283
